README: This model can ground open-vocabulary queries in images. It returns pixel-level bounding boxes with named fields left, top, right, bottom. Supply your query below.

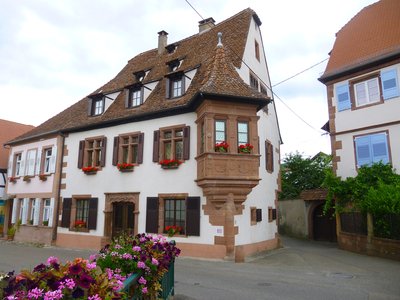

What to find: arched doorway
left=313, top=204, right=337, bottom=242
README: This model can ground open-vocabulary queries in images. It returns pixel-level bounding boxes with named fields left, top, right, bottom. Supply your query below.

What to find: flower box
left=23, top=175, right=31, bottom=182
left=165, top=225, right=182, bottom=237
left=8, top=177, right=17, bottom=183
left=117, top=163, right=135, bottom=172
left=82, top=166, right=99, bottom=175
left=159, top=159, right=182, bottom=169
left=39, top=174, right=48, bottom=181
left=215, top=141, right=229, bottom=152
left=238, top=143, right=254, bottom=154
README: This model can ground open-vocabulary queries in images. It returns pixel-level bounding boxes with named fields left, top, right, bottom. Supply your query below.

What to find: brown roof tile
left=320, top=0, right=400, bottom=81
left=0, top=119, right=35, bottom=168
left=11, top=8, right=268, bottom=144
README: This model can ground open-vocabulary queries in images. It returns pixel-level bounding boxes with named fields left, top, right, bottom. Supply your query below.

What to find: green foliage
left=279, top=152, right=332, bottom=200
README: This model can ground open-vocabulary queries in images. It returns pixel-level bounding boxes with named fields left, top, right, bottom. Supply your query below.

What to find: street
left=0, top=236, right=399, bottom=300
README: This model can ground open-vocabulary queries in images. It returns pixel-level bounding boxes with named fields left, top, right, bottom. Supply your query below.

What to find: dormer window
left=166, top=43, right=178, bottom=54
left=88, top=96, right=105, bottom=116
left=125, top=86, right=144, bottom=108
left=165, top=72, right=185, bottom=99
left=167, top=59, right=182, bottom=72
left=134, top=70, right=146, bottom=82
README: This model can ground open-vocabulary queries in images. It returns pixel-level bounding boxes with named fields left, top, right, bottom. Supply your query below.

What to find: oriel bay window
left=237, top=121, right=249, bottom=146
left=113, top=133, right=144, bottom=166
left=215, top=120, right=226, bottom=144
left=145, top=195, right=200, bottom=236
left=78, top=137, right=107, bottom=169
left=153, top=126, right=190, bottom=163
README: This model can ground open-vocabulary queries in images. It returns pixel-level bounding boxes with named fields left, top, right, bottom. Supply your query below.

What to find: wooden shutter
left=256, top=208, right=262, bottom=222
left=124, top=88, right=130, bottom=108
left=165, top=78, right=170, bottom=99
left=87, top=98, right=93, bottom=116
left=112, top=137, right=119, bottom=166
left=272, top=208, right=277, bottom=221
left=183, top=126, right=190, bottom=160
left=48, top=198, right=55, bottom=227
left=355, top=136, right=371, bottom=167
left=140, top=86, right=145, bottom=104
left=152, top=130, right=160, bottom=162
left=146, top=197, right=159, bottom=233
left=186, top=196, right=200, bottom=236
left=35, top=150, right=42, bottom=175
left=33, top=198, right=41, bottom=226
left=371, top=133, right=389, bottom=164
left=265, top=141, right=274, bottom=172
left=336, top=84, right=351, bottom=111
left=77, top=140, right=85, bottom=169
left=7, top=154, right=13, bottom=177
left=50, top=146, right=57, bottom=173
left=181, top=75, right=186, bottom=95
left=88, top=198, right=98, bottom=230
left=381, top=69, right=399, bottom=100
left=100, top=137, right=107, bottom=167
left=61, top=198, right=72, bottom=228
left=137, top=133, right=144, bottom=164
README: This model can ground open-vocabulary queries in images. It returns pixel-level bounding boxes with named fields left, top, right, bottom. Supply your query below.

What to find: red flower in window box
left=215, top=141, right=229, bottom=152
left=8, top=177, right=17, bottom=183
left=117, top=163, right=135, bottom=171
left=74, top=220, right=86, bottom=228
left=165, top=225, right=182, bottom=237
left=82, top=166, right=99, bottom=174
left=238, top=143, right=254, bottom=153
left=159, top=159, right=182, bottom=169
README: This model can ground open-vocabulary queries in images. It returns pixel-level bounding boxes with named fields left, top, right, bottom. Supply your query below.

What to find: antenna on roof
left=217, top=32, right=223, bottom=47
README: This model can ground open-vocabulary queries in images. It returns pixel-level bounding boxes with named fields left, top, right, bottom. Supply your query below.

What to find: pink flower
left=142, top=287, right=148, bottom=294
left=122, top=253, right=132, bottom=260
left=132, top=246, right=141, bottom=252
left=87, top=262, right=97, bottom=270
left=138, top=276, right=147, bottom=285
left=151, top=258, right=159, bottom=266
left=46, top=256, right=59, bottom=266
left=44, top=290, right=63, bottom=300
left=137, top=261, right=146, bottom=269
left=89, top=254, right=98, bottom=261
left=88, top=295, right=102, bottom=300
left=64, top=278, right=75, bottom=290
left=27, top=288, right=44, bottom=299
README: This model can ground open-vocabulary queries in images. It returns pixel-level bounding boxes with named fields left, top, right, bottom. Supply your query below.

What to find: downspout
left=52, top=133, right=66, bottom=243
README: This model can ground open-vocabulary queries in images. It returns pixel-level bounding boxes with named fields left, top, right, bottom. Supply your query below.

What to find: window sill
left=161, top=165, right=179, bottom=169
left=70, top=228, right=90, bottom=233
left=83, top=171, right=97, bottom=175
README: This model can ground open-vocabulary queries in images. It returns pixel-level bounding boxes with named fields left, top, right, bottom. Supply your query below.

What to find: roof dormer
left=88, top=91, right=120, bottom=117
left=167, top=59, right=183, bottom=72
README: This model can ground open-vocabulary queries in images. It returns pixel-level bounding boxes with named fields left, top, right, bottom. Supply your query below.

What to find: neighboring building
left=319, top=0, right=400, bottom=178
left=6, top=8, right=281, bottom=261
left=319, top=0, right=400, bottom=259
left=0, top=119, right=34, bottom=237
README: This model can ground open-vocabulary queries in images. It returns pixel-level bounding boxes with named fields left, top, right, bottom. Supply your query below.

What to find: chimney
left=158, top=30, right=168, bottom=54
left=198, top=17, right=215, bottom=33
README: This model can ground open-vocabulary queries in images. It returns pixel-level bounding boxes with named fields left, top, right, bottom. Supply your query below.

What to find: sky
left=0, top=0, right=378, bottom=158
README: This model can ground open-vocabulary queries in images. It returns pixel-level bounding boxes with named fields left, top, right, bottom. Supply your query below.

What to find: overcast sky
left=0, top=0, right=377, bottom=158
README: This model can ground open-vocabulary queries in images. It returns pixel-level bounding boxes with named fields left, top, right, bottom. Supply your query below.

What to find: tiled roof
left=0, top=119, right=35, bottom=168
left=11, top=8, right=269, bottom=144
left=320, top=0, right=400, bottom=82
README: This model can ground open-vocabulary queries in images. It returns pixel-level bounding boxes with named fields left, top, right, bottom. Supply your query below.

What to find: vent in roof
left=198, top=17, right=215, bottom=33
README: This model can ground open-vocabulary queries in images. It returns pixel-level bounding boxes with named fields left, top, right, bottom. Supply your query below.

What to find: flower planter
left=119, top=168, right=134, bottom=172
left=161, top=165, right=179, bottom=169
left=84, top=171, right=97, bottom=175
left=39, top=175, right=47, bottom=181
left=215, top=148, right=228, bottom=153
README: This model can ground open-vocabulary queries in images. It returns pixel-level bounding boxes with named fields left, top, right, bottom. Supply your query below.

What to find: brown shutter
left=87, top=98, right=93, bottom=116
left=269, top=143, right=274, bottom=172
left=186, top=196, right=200, bottom=236
left=181, top=75, right=186, bottom=95
left=137, top=133, right=144, bottom=164
left=165, top=78, right=170, bottom=99
left=100, top=137, right=107, bottom=167
left=146, top=197, right=159, bottom=233
left=61, top=198, right=72, bottom=228
left=124, top=88, right=130, bottom=108
left=256, top=208, right=262, bottom=222
left=152, top=130, right=160, bottom=162
left=88, top=198, right=98, bottom=230
left=77, top=140, right=85, bottom=169
left=183, top=126, right=190, bottom=160
left=112, top=137, right=119, bottom=166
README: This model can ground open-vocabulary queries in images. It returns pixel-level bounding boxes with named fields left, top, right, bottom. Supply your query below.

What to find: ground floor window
left=164, top=199, right=186, bottom=235
left=60, top=197, right=98, bottom=230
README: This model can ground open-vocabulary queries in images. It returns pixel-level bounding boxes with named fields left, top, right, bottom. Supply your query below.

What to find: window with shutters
left=153, top=126, right=190, bottom=163
left=25, top=149, right=37, bottom=176
left=268, top=207, right=277, bottom=222
left=350, top=74, right=381, bottom=107
left=113, top=132, right=144, bottom=166
left=265, top=140, right=274, bottom=173
left=13, top=152, right=22, bottom=177
left=29, top=198, right=36, bottom=225
left=88, top=97, right=105, bottom=116
left=165, top=72, right=185, bottom=99
left=43, top=199, right=51, bottom=226
left=42, top=147, right=53, bottom=174
left=145, top=195, right=200, bottom=236
left=78, top=137, right=107, bottom=169
left=354, top=131, right=390, bottom=168
left=127, top=87, right=144, bottom=107
left=61, top=197, right=98, bottom=230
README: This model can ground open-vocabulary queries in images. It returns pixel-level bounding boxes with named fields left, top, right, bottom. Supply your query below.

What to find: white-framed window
left=30, top=198, right=36, bottom=225
left=14, top=153, right=23, bottom=177
left=93, top=98, right=104, bottom=115
left=237, top=122, right=249, bottom=146
left=354, top=77, right=380, bottom=107
left=215, top=120, right=226, bottom=144
left=131, top=89, right=142, bottom=107
left=43, top=199, right=51, bottom=226
left=44, top=148, right=52, bottom=174
left=172, top=79, right=183, bottom=98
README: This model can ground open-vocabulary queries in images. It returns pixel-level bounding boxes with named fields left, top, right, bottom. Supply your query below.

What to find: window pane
left=164, top=142, right=172, bottom=159
left=355, top=83, right=367, bottom=105
left=373, top=142, right=387, bottom=157
left=175, top=141, right=183, bottom=160
left=215, top=121, right=225, bottom=131
left=367, top=79, right=379, bottom=102
left=172, top=79, right=182, bottom=97
left=215, top=120, right=226, bottom=143
left=122, top=147, right=129, bottom=163
left=164, top=131, right=172, bottom=139
left=175, top=130, right=183, bottom=137
left=132, top=144, right=138, bottom=163
left=357, top=145, right=370, bottom=159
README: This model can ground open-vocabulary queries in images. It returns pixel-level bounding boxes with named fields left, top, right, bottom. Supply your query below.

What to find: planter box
left=119, top=168, right=134, bottom=172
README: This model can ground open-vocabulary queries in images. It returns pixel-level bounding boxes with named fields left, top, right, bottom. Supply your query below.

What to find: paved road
left=0, top=237, right=399, bottom=300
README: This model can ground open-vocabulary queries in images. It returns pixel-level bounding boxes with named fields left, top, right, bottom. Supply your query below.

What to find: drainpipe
left=52, top=133, right=66, bottom=243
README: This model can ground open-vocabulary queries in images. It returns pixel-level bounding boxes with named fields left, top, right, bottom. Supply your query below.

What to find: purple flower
left=64, top=278, right=76, bottom=290
left=89, top=254, right=98, bottom=262
left=132, top=246, right=141, bottom=252
left=72, top=287, right=84, bottom=298
left=88, top=295, right=102, bottom=300
left=138, top=276, right=147, bottom=285
left=33, top=263, right=46, bottom=272
left=78, top=273, right=94, bottom=289
left=137, top=261, right=146, bottom=269
left=46, top=256, right=59, bottom=266
left=151, top=258, right=159, bottom=266
left=43, top=289, right=63, bottom=300
left=68, top=263, right=82, bottom=275
left=142, top=287, right=148, bottom=294
left=27, top=288, right=44, bottom=299
left=87, top=262, right=97, bottom=270
left=122, top=253, right=132, bottom=260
